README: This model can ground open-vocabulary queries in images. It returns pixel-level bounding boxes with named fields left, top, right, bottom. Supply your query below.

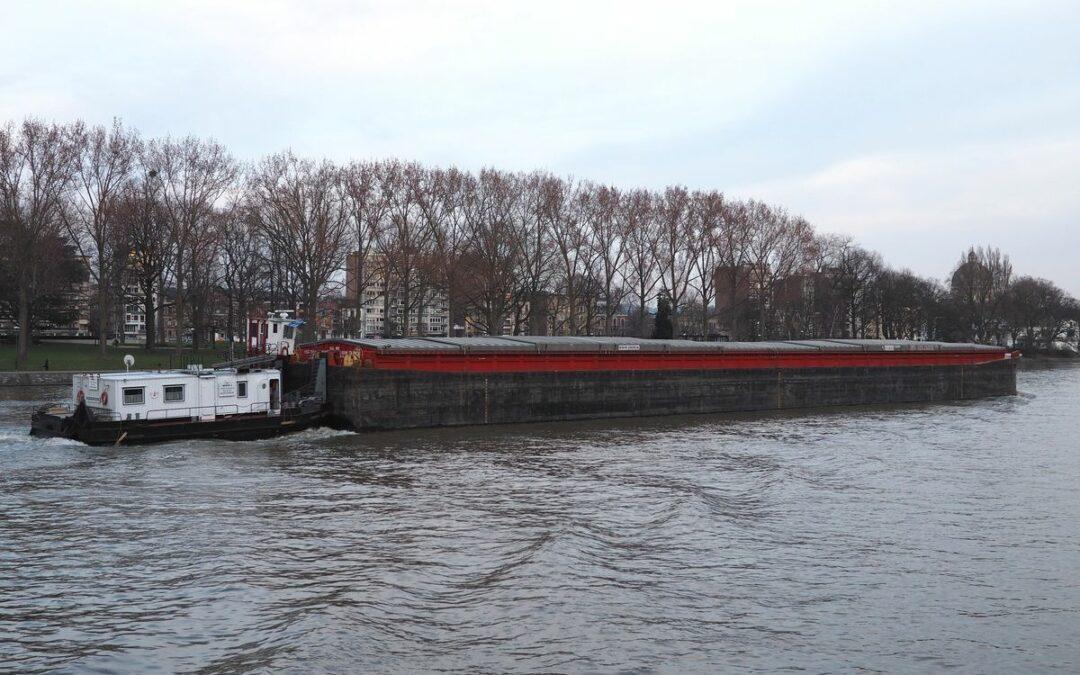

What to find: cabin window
left=123, top=387, right=145, bottom=405
left=164, top=384, right=185, bottom=402
left=272, top=323, right=278, bottom=334
left=237, top=381, right=248, bottom=398
left=283, top=325, right=295, bottom=340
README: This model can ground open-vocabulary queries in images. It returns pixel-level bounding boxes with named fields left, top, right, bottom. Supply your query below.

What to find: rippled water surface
left=2, top=362, right=1079, bottom=673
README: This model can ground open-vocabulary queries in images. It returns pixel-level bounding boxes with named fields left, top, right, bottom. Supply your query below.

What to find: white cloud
left=735, top=137, right=1080, bottom=292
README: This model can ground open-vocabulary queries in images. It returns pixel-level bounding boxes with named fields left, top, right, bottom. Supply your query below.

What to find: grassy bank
left=0, top=342, right=231, bottom=372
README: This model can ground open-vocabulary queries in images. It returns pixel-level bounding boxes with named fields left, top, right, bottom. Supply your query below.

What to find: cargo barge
left=294, top=337, right=1018, bottom=431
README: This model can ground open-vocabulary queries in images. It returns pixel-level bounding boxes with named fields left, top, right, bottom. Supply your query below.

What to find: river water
left=1, top=362, right=1078, bottom=673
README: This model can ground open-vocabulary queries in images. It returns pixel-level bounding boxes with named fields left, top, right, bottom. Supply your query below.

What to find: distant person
left=43, top=359, right=49, bottom=371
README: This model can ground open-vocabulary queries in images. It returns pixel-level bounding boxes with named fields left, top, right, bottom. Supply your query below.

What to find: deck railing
left=144, top=402, right=272, bottom=420
left=74, top=402, right=276, bottom=422
left=76, top=400, right=301, bottom=423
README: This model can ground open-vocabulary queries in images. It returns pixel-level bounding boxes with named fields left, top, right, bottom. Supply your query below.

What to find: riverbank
left=0, top=342, right=230, bottom=373
left=0, top=370, right=108, bottom=387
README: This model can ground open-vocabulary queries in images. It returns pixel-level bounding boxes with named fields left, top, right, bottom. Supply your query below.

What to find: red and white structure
left=247, top=310, right=305, bottom=357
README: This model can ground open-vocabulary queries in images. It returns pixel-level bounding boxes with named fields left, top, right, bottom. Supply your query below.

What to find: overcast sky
left=4, top=1, right=1078, bottom=294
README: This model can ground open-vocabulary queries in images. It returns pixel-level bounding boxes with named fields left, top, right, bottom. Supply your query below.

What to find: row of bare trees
left=2, top=118, right=1077, bottom=368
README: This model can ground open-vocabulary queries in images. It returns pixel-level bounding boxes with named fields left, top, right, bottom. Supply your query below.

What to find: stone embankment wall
left=326, top=360, right=1017, bottom=431
left=0, top=371, right=87, bottom=387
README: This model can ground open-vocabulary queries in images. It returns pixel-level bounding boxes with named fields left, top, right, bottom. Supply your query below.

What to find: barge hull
left=326, top=360, right=1017, bottom=431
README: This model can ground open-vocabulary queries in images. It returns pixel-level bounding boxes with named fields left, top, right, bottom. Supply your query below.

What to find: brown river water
left=1, top=361, right=1078, bottom=673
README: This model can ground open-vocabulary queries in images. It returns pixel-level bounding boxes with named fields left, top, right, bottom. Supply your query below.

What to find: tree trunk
left=174, top=252, right=185, bottom=354
left=144, top=287, right=156, bottom=351
left=227, top=295, right=235, bottom=361
left=726, top=274, right=740, bottom=341
left=192, top=300, right=202, bottom=350
left=306, top=286, right=320, bottom=342
left=156, top=272, right=165, bottom=346
left=757, top=280, right=769, bottom=340
left=401, top=273, right=412, bottom=337
left=604, top=289, right=613, bottom=336
left=16, top=283, right=31, bottom=369
left=98, top=282, right=109, bottom=356
left=445, top=271, right=455, bottom=337
left=239, top=300, right=249, bottom=356
left=382, top=281, right=392, bottom=338
left=116, top=298, right=126, bottom=345
left=354, top=253, right=365, bottom=338
left=175, top=291, right=185, bottom=353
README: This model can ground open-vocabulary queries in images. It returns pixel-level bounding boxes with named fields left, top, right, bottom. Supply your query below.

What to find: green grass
left=0, top=342, right=233, bottom=372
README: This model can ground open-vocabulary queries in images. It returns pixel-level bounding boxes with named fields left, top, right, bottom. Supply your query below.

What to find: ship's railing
left=211, top=353, right=280, bottom=369
left=141, top=402, right=272, bottom=421
left=84, top=407, right=122, bottom=421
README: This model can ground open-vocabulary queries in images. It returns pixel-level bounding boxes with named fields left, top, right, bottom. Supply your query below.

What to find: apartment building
left=343, top=252, right=449, bottom=338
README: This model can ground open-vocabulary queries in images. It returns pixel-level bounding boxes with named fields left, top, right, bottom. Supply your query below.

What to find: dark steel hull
left=30, top=408, right=329, bottom=446
left=326, top=360, right=1019, bottom=431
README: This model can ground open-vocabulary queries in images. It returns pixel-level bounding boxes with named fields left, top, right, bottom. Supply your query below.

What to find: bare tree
left=185, top=224, right=222, bottom=349
left=618, top=188, right=661, bottom=337
left=374, top=161, right=434, bottom=337
left=584, top=183, right=627, bottom=335
left=829, top=238, right=883, bottom=338
left=744, top=204, right=813, bottom=338
left=342, top=161, right=391, bottom=337
left=511, top=172, right=557, bottom=334
left=421, top=167, right=472, bottom=335
left=654, top=186, right=692, bottom=334
left=145, top=135, right=237, bottom=350
left=687, top=190, right=725, bottom=338
left=412, top=165, right=467, bottom=336
left=1002, top=276, right=1078, bottom=352
left=0, top=119, right=79, bottom=367
left=950, top=246, right=1012, bottom=343
left=248, top=152, right=351, bottom=343
left=547, top=177, right=594, bottom=334
left=120, top=168, right=173, bottom=351
left=457, top=168, right=522, bottom=334
left=713, top=199, right=755, bottom=340
left=265, top=229, right=303, bottom=312
left=218, top=201, right=267, bottom=358
left=63, top=119, right=139, bottom=354
left=873, top=268, right=939, bottom=340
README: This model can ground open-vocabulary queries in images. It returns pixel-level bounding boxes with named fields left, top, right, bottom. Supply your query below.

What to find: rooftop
left=90, top=367, right=278, bottom=381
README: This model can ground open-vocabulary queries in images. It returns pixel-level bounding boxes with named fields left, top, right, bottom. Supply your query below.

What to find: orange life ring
left=100, top=390, right=109, bottom=405
left=76, top=390, right=85, bottom=404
